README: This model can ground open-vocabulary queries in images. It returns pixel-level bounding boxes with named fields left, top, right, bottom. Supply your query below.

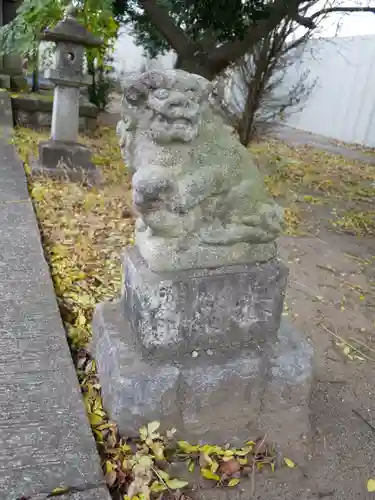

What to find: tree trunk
left=87, top=58, right=96, bottom=105
left=238, top=86, right=257, bottom=146
left=238, top=58, right=268, bottom=146
left=175, top=56, right=215, bottom=80
left=31, top=68, right=39, bottom=92
left=31, top=49, right=39, bottom=93
left=237, top=36, right=275, bottom=146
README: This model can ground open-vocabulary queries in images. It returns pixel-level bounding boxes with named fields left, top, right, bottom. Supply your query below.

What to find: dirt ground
left=275, top=228, right=375, bottom=499
left=245, top=144, right=375, bottom=497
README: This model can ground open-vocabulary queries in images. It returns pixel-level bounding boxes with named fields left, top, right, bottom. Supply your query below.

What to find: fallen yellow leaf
left=228, top=478, right=240, bottom=487
left=200, top=468, right=220, bottom=481
left=367, top=479, right=375, bottom=492
left=283, top=457, right=296, bottom=468
left=52, top=488, right=68, bottom=494
left=165, top=478, right=189, bottom=489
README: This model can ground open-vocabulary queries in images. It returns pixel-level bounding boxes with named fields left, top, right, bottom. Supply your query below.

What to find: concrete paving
left=0, top=90, right=110, bottom=499
left=271, top=123, right=375, bottom=164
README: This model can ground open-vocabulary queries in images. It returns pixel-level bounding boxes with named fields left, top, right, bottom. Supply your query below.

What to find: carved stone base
left=33, top=140, right=102, bottom=184
left=121, top=247, right=288, bottom=360
left=91, top=248, right=313, bottom=456
left=92, top=301, right=313, bottom=456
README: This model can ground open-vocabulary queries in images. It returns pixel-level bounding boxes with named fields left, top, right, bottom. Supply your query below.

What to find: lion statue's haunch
left=117, top=69, right=284, bottom=272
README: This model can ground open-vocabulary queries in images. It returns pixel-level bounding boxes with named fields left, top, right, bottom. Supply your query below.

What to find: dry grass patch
left=331, top=210, right=375, bottom=236
left=14, top=126, right=133, bottom=347
left=250, top=138, right=375, bottom=203
left=250, top=138, right=375, bottom=237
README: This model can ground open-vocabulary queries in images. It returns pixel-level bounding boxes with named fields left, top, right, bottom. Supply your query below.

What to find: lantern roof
left=40, top=4, right=103, bottom=47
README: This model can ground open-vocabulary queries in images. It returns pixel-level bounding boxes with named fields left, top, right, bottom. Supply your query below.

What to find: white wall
left=112, top=27, right=176, bottom=77
left=111, top=32, right=375, bottom=147
left=275, top=35, right=375, bottom=147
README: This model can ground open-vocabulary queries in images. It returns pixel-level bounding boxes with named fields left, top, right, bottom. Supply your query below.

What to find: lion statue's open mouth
left=150, top=114, right=200, bottom=143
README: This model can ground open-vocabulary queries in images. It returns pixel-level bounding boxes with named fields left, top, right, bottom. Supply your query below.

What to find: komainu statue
left=117, top=69, right=284, bottom=272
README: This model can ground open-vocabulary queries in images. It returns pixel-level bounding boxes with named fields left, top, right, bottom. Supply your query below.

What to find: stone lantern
left=34, top=4, right=103, bottom=183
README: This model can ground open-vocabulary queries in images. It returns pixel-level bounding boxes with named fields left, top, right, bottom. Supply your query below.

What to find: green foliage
left=77, top=0, right=119, bottom=68
left=78, top=1, right=119, bottom=108
left=116, top=0, right=271, bottom=58
left=0, top=0, right=117, bottom=59
left=111, top=1, right=375, bottom=80
left=0, top=0, right=119, bottom=107
left=87, top=57, right=115, bottom=110
left=0, top=0, right=62, bottom=69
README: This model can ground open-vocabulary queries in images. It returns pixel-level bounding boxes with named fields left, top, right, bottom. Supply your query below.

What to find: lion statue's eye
left=124, top=82, right=148, bottom=105
left=126, top=90, right=143, bottom=104
left=154, top=88, right=169, bottom=100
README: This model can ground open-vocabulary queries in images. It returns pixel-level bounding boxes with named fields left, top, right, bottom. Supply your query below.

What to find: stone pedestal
left=91, top=247, right=313, bottom=457
left=32, top=140, right=101, bottom=183
left=122, top=248, right=288, bottom=358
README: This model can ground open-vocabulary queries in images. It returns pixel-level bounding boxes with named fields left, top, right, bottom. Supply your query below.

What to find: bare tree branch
left=296, top=5, right=375, bottom=28
left=207, top=0, right=299, bottom=75
left=219, top=8, right=318, bottom=145
left=209, top=1, right=375, bottom=73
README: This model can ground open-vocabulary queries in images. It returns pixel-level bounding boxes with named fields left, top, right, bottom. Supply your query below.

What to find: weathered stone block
left=252, top=320, right=313, bottom=463
left=91, top=300, right=313, bottom=449
left=33, top=140, right=101, bottom=184
left=0, top=54, right=28, bottom=91
left=37, top=111, right=53, bottom=128
left=0, top=75, right=11, bottom=89
left=0, top=91, right=13, bottom=134
left=92, top=302, right=182, bottom=437
left=179, top=354, right=262, bottom=445
left=122, top=247, right=288, bottom=360
left=9, top=74, right=29, bottom=92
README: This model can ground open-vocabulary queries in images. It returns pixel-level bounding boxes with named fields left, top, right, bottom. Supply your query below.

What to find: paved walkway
left=271, top=124, right=375, bottom=164
left=0, top=91, right=110, bottom=499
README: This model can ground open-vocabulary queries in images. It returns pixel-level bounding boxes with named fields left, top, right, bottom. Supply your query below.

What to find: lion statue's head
left=117, top=69, right=212, bottom=157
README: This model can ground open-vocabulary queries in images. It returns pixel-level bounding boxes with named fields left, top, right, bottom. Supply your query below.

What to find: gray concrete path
left=0, top=91, right=110, bottom=499
left=270, top=124, right=375, bottom=164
